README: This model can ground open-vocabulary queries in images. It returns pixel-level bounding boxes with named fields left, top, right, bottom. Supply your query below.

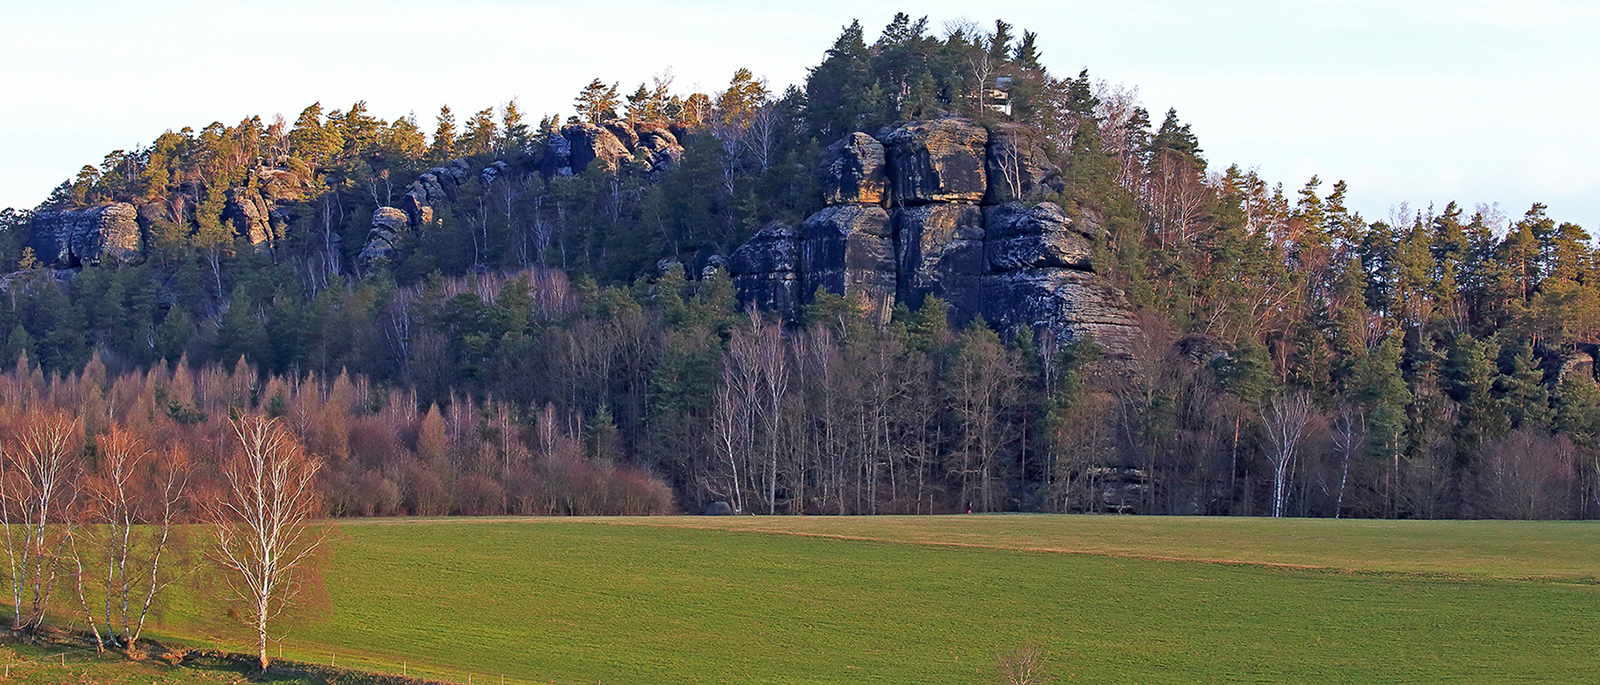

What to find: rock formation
left=729, top=225, right=801, bottom=314
left=224, top=187, right=273, bottom=246
left=820, top=133, right=887, bottom=205
left=731, top=117, right=1138, bottom=358
left=28, top=202, right=141, bottom=267
left=883, top=118, right=988, bottom=204
left=357, top=207, right=410, bottom=268
left=540, top=120, right=684, bottom=179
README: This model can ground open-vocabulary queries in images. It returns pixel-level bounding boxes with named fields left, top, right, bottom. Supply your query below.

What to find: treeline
left=0, top=352, right=673, bottom=518
left=0, top=15, right=1597, bottom=519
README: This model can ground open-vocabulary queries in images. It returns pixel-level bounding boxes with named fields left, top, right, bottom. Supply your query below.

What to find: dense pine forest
left=2, top=15, right=1598, bottom=520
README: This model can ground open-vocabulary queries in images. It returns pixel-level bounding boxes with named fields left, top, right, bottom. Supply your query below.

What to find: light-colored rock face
left=28, top=202, right=141, bottom=267
left=984, top=123, right=1064, bottom=205
left=225, top=187, right=273, bottom=246
left=358, top=207, right=411, bottom=268
left=564, top=123, right=631, bottom=174
left=820, top=133, right=887, bottom=206
left=883, top=119, right=989, bottom=204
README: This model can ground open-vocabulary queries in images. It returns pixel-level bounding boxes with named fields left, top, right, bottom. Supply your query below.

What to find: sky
left=2, top=0, right=1597, bottom=229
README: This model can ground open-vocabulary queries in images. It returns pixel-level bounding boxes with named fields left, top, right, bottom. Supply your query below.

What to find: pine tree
left=429, top=105, right=457, bottom=164
left=574, top=79, right=621, bottom=125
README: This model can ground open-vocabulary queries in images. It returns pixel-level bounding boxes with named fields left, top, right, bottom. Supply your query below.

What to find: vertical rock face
left=729, top=224, right=801, bottom=316
left=819, top=133, right=887, bottom=205
left=731, top=117, right=1141, bottom=358
left=224, top=187, right=273, bottom=247
left=895, top=203, right=985, bottom=312
left=566, top=123, right=633, bottom=175
left=28, top=202, right=141, bottom=267
left=883, top=119, right=988, bottom=204
left=799, top=205, right=897, bottom=324
left=975, top=269, right=1141, bottom=354
left=357, top=207, right=411, bottom=268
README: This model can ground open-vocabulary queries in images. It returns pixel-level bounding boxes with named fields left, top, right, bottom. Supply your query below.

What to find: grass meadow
left=132, top=515, right=1598, bottom=684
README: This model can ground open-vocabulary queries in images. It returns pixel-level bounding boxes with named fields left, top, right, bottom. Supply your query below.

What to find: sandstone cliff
left=28, top=202, right=141, bottom=267
left=731, top=117, right=1140, bottom=358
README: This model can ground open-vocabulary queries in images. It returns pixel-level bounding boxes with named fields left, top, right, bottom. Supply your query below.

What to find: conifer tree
left=574, top=79, right=621, bottom=125
left=429, top=105, right=457, bottom=164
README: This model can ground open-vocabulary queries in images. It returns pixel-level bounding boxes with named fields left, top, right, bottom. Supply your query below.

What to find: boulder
left=1558, top=352, right=1596, bottom=384
left=894, top=203, right=985, bottom=311
left=799, top=205, right=895, bottom=323
left=563, top=123, right=631, bottom=175
left=224, top=187, right=273, bottom=246
left=702, top=500, right=735, bottom=516
left=819, top=133, right=887, bottom=206
left=883, top=119, right=988, bottom=204
left=983, top=202, right=1097, bottom=272
left=28, top=202, right=141, bottom=267
left=976, top=268, right=1140, bottom=358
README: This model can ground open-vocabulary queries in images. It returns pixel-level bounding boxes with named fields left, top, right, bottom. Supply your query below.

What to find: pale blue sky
left=3, top=0, right=1596, bottom=229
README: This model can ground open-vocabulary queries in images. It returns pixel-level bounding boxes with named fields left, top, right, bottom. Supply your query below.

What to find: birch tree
left=1, top=410, right=81, bottom=632
left=210, top=415, right=324, bottom=671
left=1261, top=390, right=1313, bottom=517
left=73, top=427, right=190, bottom=651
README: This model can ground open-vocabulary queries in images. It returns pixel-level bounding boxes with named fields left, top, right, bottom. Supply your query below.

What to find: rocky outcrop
left=28, top=202, right=141, bottom=267
left=820, top=133, right=887, bottom=205
left=729, top=225, right=802, bottom=316
left=895, top=203, right=984, bottom=312
left=566, top=123, right=631, bottom=175
left=799, top=205, right=897, bottom=324
left=731, top=117, right=1140, bottom=358
left=357, top=207, right=410, bottom=268
left=224, top=187, right=273, bottom=247
left=983, top=202, right=1096, bottom=271
left=634, top=123, right=684, bottom=172
left=542, top=120, right=684, bottom=178
left=975, top=269, right=1140, bottom=355
left=401, top=173, right=444, bottom=227
left=882, top=119, right=988, bottom=204
left=984, top=123, right=1064, bottom=204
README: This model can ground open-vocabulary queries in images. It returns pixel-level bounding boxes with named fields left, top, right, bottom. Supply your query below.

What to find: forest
left=1, top=14, right=1598, bottom=521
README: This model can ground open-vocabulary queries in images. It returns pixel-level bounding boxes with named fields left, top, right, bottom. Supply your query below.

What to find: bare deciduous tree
left=1261, top=391, right=1313, bottom=517
left=1, top=410, right=81, bottom=632
left=72, top=427, right=190, bottom=652
left=997, top=641, right=1050, bottom=685
left=210, top=415, right=324, bottom=671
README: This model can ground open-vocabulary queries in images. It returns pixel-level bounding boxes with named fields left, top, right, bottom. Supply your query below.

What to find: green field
left=127, top=515, right=1600, bottom=684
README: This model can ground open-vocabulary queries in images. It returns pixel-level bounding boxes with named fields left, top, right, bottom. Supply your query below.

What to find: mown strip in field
left=188, top=516, right=1600, bottom=685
